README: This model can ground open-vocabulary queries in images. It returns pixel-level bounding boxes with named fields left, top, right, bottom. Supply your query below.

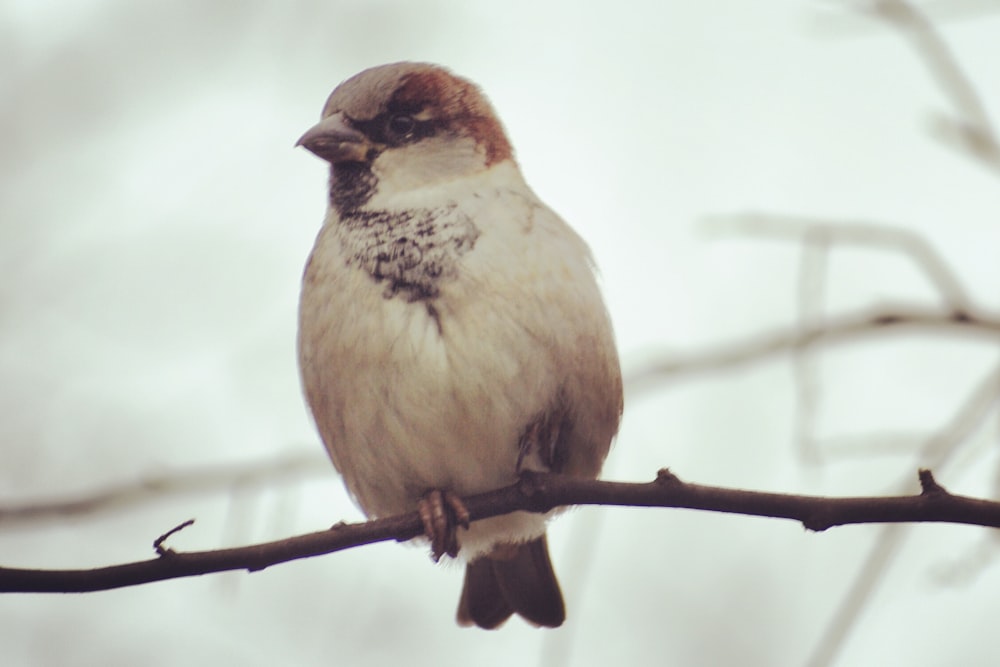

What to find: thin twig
left=153, top=519, right=196, bottom=556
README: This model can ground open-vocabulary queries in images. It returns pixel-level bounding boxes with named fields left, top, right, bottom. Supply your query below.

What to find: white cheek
left=368, top=135, right=487, bottom=206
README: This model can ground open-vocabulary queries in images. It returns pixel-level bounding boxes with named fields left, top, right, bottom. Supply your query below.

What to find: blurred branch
left=818, top=0, right=1000, bottom=33
left=2, top=469, right=1000, bottom=593
left=0, top=451, right=329, bottom=527
left=705, top=213, right=974, bottom=311
left=627, top=304, right=1000, bottom=389
left=854, top=0, right=1000, bottom=174
left=628, top=213, right=999, bottom=393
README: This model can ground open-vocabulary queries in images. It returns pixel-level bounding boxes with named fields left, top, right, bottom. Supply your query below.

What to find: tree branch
left=627, top=303, right=1000, bottom=389
left=3, top=469, right=998, bottom=594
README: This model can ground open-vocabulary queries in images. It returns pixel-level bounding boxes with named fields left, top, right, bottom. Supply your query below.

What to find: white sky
left=2, top=1, right=1000, bottom=665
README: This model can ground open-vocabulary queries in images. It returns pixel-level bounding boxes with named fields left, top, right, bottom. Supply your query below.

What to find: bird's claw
left=418, top=489, right=470, bottom=561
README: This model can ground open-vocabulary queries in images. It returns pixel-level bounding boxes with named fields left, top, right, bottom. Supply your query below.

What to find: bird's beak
left=295, top=112, right=371, bottom=164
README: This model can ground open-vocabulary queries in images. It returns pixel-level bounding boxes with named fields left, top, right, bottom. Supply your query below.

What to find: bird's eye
left=388, top=114, right=416, bottom=137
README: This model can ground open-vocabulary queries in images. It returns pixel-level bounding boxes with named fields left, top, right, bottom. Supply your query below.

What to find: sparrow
left=296, top=62, right=623, bottom=629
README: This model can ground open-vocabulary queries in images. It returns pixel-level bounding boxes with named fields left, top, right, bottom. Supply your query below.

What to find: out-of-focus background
left=3, top=1, right=1000, bottom=665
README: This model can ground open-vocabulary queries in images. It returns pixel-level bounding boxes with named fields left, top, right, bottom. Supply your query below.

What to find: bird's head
left=297, top=62, right=514, bottom=213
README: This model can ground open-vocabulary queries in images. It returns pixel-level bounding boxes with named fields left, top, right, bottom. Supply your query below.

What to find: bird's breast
left=298, top=199, right=562, bottom=518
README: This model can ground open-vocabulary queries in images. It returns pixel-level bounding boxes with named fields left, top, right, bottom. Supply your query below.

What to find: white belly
left=298, top=172, right=620, bottom=559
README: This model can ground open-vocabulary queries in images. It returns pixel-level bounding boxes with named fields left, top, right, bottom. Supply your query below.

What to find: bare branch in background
left=831, top=0, right=1000, bottom=174
left=626, top=304, right=1000, bottom=390
left=0, top=451, right=329, bottom=527
left=704, top=214, right=974, bottom=311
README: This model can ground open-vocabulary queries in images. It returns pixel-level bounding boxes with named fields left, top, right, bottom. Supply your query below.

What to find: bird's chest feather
left=299, top=190, right=560, bottom=516
left=334, top=203, right=480, bottom=304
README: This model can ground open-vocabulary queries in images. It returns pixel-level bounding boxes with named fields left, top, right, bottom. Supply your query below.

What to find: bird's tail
left=456, top=534, right=565, bottom=629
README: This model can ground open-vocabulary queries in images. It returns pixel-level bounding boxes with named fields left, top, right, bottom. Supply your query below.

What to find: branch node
left=918, top=469, right=950, bottom=496
left=153, top=518, right=195, bottom=556
left=951, top=309, right=971, bottom=323
left=655, top=468, right=683, bottom=486
left=871, top=313, right=900, bottom=326
left=802, top=515, right=833, bottom=533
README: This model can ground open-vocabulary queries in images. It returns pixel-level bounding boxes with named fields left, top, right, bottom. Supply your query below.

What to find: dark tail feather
left=456, top=535, right=565, bottom=629
left=457, top=558, right=515, bottom=629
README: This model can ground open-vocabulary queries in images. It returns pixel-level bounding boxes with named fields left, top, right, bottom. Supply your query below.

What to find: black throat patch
left=329, top=163, right=378, bottom=213
left=336, top=204, right=480, bottom=302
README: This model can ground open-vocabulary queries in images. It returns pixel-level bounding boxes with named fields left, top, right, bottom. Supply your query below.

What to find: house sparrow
left=296, top=62, right=623, bottom=629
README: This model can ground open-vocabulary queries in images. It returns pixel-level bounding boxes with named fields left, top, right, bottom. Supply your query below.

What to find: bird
left=295, top=62, right=623, bottom=629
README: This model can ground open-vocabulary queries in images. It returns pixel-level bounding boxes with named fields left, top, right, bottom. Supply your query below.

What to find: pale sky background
left=2, top=1, right=1000, bottom=665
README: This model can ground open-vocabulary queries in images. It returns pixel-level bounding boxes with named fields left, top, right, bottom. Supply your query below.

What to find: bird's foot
left=418, top=489, right=471, bottom=562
